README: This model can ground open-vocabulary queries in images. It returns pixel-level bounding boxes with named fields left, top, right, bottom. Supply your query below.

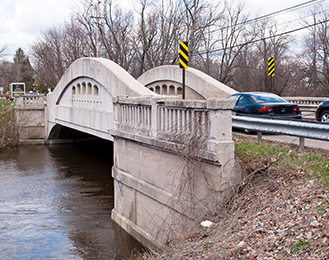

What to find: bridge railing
left=14, top=94, right=45, bottom=109
left=284, top=96, right=328, bottom=106
left=284, top=96, right=328, bottom=120
left=113, top=97, right=153, bottom=136
left=157, top=100, right=210, bottom=142
left=113, top=97, right=234, bottom=158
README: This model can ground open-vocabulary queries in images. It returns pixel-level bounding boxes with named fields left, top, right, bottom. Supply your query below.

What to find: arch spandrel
left=51, top=58, right=158, bottom=105
left=56, top=77, right=112, bottom=111
left=137, top=65, right=238, bottom=99
left=47, top=58, right=160, bottom=141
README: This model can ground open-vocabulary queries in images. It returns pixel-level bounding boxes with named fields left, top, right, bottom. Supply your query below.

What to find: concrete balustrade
left=284, top=96, right=328, bottom=105
left=14, top=94, right=45, bottom=108
left=284, top=96, right=329, bottom=120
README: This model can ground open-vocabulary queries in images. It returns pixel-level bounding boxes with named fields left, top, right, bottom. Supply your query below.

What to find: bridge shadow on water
left=46, top=133, right=145, bottom=259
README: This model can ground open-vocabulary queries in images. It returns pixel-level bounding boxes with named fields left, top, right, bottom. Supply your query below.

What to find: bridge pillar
left=14, top=95, right=46, bottom=143
left=111, top=97, right=240, bottom=250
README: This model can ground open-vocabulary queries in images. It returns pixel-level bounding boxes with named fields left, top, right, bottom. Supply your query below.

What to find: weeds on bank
left=0, top=102, right=19, bottom=148
left=234, top=137, right=329, bottom=188
left=0, top=99, right=13, bottom=107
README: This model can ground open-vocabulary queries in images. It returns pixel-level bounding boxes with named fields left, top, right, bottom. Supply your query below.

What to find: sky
left=0, top=0, right=324, bottom=61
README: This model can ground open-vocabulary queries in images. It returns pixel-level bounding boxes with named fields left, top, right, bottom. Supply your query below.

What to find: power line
left=211, top=0, right=325, bottom=34
left=197, top=17, right=329, bottom=56
left=245, top=0, right=321, bottom=24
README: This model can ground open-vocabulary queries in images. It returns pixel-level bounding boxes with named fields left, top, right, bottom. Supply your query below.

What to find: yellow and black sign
left=179, top=41, right=188, bottom=69
left=268, top=57, right=275, bottom=77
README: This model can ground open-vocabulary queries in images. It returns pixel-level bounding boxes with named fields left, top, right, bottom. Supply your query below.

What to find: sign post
left=179, top=41, right=188, bottom=99
left=268, top=57, right=275, bottom=93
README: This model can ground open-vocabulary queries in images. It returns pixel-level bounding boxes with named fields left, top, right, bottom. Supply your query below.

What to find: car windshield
left=249, top=94, right=286, bottom=103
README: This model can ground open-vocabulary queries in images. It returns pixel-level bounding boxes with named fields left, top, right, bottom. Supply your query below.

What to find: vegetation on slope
left=0, top=99, right=19, bottom=148
left=136, top=135, right=329, bottom=259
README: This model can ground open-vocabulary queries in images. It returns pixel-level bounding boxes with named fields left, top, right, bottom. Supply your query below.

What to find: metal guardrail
left=232, top=116, right=329, bottom=150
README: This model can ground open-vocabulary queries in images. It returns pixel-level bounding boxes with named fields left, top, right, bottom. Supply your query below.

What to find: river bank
left=0, top=101, right=19, bottom=149
left=135, top=135, right=329, bottom=259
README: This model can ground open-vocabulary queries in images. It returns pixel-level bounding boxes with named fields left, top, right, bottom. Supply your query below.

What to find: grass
left=203, top=242, right=210, bottom=250
left=0, top=99, right=13, bottom=108
left=316, top=204, right=327, bottom=211
left=234, top=136, right=329, bottom=188
left=291, top=240, right=312, bottom=254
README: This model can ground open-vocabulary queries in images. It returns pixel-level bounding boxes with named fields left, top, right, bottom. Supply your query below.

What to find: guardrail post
left=299, top=137, right=305, bottom=150
left=257, top=131, right=262, bottom=142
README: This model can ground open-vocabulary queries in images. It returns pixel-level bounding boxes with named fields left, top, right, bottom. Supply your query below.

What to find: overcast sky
left=0, top=0, right=322, bottom=60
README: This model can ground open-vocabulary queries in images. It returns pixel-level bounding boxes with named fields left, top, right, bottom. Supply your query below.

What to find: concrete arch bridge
left=45, top=58, right=240, bottom=249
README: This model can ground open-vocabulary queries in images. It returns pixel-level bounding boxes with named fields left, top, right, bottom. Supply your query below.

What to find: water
left=0, top=141, right=143, bottom=260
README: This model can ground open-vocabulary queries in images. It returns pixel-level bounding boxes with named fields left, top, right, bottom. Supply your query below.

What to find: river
left=0, top=140, right=143, bottom=260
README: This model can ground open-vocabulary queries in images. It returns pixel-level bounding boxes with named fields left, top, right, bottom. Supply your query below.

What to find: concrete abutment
left=110, top=97, right=241, bottom=249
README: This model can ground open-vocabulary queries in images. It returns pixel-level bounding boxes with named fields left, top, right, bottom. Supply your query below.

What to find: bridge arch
left=137, top=65, right=238, bottom=99
left=47, top=58, right=158, bottom=141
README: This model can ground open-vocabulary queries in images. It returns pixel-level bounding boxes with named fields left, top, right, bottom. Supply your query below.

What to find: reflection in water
left=0, top=141, right=143, bottom=260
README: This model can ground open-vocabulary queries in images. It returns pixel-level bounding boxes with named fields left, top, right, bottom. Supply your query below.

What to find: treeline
left=2, top=0, right=329, bottom=97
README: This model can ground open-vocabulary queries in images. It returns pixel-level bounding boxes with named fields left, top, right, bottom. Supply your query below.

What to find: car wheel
left=320, top=110, right=329, bottom=123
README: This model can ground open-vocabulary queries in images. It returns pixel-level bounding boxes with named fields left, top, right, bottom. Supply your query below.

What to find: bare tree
left=179, top=0, right=222, bottom=65
left=0, top=45, right=8, bottom=59
left=245, top=19, right=293, bottom=94
left=301, top=3, right=329, bottom=96
left=31, top=15, right=90, bottom=89
left=229, top=43, right=260, bottom=92
left=133, top=0, right=159, bottom=76
left=76, top=0, right=99, bottom=57
left=31, top=27, right=65, bottom=88
left=62, top=17, right=91, bottom=64
left=101, top=1, right=135, bottom=70
left=132, top=0, right=182, bottom=77
left=213, top=2, right=255, bottom=85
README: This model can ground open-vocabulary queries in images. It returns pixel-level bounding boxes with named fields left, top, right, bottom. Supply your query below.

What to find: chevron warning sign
left=268, top=57, right=275, bottom=77
left=179, top=41, right=188, bottom=69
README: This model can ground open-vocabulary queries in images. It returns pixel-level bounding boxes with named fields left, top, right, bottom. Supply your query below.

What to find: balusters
left=117, top=103, right=152, bottom=131
left=156, top=106, right=209, bottom=141
left=114, top=99, right=210, bottom=143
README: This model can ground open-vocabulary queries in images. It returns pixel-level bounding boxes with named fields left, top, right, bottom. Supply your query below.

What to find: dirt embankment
left=137, top=136, right=329, bottom=260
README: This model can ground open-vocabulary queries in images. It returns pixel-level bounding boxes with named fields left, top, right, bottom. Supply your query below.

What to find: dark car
left=228, top=92, right=302, bottom=120
left=315, top=100, right=329, bottom=122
